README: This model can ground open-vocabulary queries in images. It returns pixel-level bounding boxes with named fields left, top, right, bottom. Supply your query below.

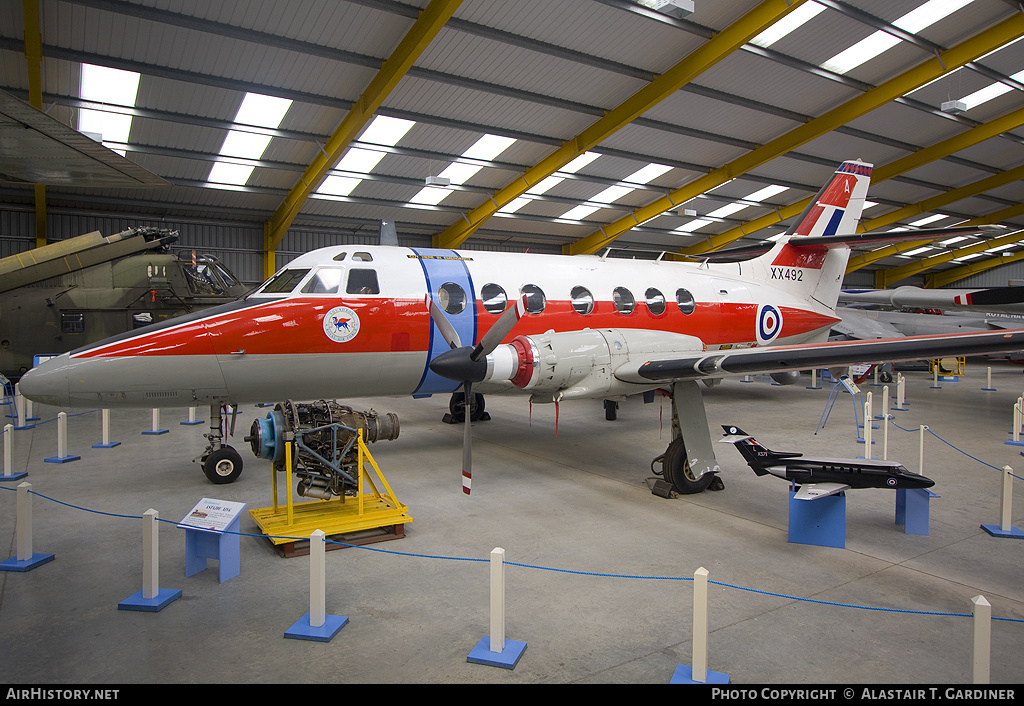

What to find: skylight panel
left=78, top=64, right=141, bottom=153
left=209, top=92, right=293, bottom=187
left=407, top=134, right=517, bottom=206
left=745, top=184, right=788, bottom=202
left=498, top=153, right=600, bottom=214
left=337, top=147, right=388, bottom=174
left=953, top=252, right=983, bottom=260
left=820, top=0, right=975, bottom=75
left=463, top=134, right=516, bottom=161
left=359, top=115, right=415, bottom=146
left=561, top=205, right=600, bottom=221
left=909, top=214, right=947, bottom=227
left=902, top=246, right=934, bottom=256
left=317, top=175, right=362, bottom=197
left=940, top=236, right=970, bottom=246
left=673, top=218, right=713, bottom=233
left=554, top=163, right=670, bottom=220
left=314, top=115, right=417, bottom=200
left=750, top=1, right=826, bottom=48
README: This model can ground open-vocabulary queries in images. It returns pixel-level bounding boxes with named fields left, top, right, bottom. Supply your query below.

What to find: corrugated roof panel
left=640, top=90, right=802, bottom=147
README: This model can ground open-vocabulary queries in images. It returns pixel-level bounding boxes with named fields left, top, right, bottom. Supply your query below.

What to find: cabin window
left=570, top=286, right=594, bottom=315
left=613, top=287, right=635, bottom=315
left=332, top=252, right=347, bottom=262
left=438, top=282, right=467, bottom=315
left=352, top=252, right=373, bottom=262
left=481, top=284, right=507, bottom=314
left=346, top=269, right=380, bottom=294
left=301, top=268, right=345, bottom=294
left=261, top=268, right=311, bottom=294
left=676, top=288, right=696, bottom=315
left=521, top=284, right=546, bottom=314
left=646, top=288, right=666, bottom=315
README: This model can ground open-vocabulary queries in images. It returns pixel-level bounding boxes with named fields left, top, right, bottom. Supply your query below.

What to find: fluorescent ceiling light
left=750, top=1, right=826, bottom=48
left=821, top=0, right=974, bottom=75
left=902, top=246, right=934, bottom=256
left=953, top=252, right=983, bottom=261
left=940, top=236, right=970, bottom=245
left=908, top=214, right=947, bottom=227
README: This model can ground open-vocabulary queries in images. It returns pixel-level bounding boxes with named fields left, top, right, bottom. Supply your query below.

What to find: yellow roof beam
left=872, top=203, right=1024, bottom=287
left=924, top=249, right=1024, bottom=289
left=433, top=0, right=809, bottom=251
left=262, top=0, right=464, bottom=278
left=570, top=11, right=1024, bottom=257
left=710, top=103, right=1024, bottom=251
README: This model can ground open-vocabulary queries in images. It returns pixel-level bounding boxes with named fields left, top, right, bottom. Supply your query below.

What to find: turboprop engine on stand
left=245, top=400, right=400, bottom=499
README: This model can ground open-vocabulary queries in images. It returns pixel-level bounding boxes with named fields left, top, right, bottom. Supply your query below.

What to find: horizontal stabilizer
left=794, top=482, right=849, bottom=500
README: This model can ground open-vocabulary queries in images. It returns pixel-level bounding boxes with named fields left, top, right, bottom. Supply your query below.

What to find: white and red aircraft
left=19, top=160, right=1024, bottom=495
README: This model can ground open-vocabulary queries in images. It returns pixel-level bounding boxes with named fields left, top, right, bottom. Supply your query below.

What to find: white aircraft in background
left=20, top=160, right=1024, bottom=497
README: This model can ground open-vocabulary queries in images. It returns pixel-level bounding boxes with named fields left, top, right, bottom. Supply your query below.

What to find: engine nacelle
left=770, top=370, right=802, bottom=385
left=483, top=329, right=706, bottom=401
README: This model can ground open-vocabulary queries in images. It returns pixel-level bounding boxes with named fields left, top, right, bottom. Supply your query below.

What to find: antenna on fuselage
left=379, top=219, right=399, bottom=247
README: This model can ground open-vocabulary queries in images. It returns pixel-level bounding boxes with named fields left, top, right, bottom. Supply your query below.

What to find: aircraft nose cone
left=18, top=354, right=70, bottom=407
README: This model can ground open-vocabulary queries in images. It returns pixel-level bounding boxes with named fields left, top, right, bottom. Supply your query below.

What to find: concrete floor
left=1, top=362, right=1023, bottom=685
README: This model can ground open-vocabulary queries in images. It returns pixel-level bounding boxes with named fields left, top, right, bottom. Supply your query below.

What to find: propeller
left=427, top=294, right=527, bottom=494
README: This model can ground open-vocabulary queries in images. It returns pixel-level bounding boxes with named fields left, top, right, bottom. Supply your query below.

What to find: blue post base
left=788, top=491, right=846, bottom=548
left=467, top=636, right=528, bottom=669
left=284, top=613, right=349, bottom=642
left=13, top=424, right=35, bottom=431
left=981, top=524, right=1024, bottom=539
left=92, top=441, right=121, bottom=448
left=0, top=472, right=28, bottom=481
left=0, top=552, right=54, bottom=572
left=180, top=420, right=204, bottom=425
left=142, top=429, right=169, bottom=435
left=44, top=455, right=80, bottom=464
left=896, top=488, right=937, bottom=535
left=670, top=664, right=731, bottom=684
left=118, top=588, right=182, bottom=612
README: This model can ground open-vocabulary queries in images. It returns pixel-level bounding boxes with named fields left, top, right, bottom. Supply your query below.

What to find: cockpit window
left=346, top=269, right=380, bottom=294
left=260, top=268, right=310, bottom=294
left=352, top=252, right=373, bottom=262
left=301, top=268, right=345, bottom=294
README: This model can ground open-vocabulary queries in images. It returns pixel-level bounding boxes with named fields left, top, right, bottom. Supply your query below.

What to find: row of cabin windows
left=260, top=265, right=697, bottom=317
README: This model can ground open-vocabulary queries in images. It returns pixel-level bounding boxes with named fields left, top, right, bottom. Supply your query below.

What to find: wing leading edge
left=616, top=329, right=1024, bottom=384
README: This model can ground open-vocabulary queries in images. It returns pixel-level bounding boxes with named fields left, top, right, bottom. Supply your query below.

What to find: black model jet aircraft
left=720, top=425, right=935, bottom=500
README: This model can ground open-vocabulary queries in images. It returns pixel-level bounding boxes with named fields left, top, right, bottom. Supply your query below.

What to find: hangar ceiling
left=1, top=0, right=1023, bottom=287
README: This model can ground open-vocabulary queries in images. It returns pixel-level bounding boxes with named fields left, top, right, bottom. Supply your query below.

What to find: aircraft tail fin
left=379, top=219, right=399, bottom=247
left=721, top=425, right=801, bottom=473
left=744, top=160, right=873, bottom=310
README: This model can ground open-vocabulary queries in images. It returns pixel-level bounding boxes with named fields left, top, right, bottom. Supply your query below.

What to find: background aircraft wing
left=832, top=308, right=905, bottom=340
left=0, top=88, right=167, bottom=187
left=841, top=285, right=1024, bottom=315
left=794, top=483, right=850, bottom=500
left=615, top=329, right=1024, bottom=384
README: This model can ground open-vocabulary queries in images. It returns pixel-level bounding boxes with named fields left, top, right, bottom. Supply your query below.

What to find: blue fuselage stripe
left=411, top=248, right=477, bottom=396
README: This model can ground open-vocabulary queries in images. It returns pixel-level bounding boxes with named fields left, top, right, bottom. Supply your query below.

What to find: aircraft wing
left=0, top=88, right=167, bottom=187
left=616, top=329, right=1024, bottom=384
left=794, top=482, right=850, bottom=500
left=832, top=308, right=904, bottom=340
left=840, top=285, right=1024, bottom=314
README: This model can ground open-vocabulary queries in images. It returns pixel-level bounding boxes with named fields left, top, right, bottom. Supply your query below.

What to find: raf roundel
left=756, top=304, right=782, bottom=345
left=323, top=305, right=360, bottom=343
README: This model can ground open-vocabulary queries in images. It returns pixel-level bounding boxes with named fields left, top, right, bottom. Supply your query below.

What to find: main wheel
left=449, top=391, right=486, bottom=423
left=661, top=437, right=715, bottom=494
left=202, top=446, right=243, bottom=484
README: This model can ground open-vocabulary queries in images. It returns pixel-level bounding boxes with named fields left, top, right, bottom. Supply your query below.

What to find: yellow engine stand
left=249, top=429, right=413, bottom=557
left=929, top=356, right=965, bottom=376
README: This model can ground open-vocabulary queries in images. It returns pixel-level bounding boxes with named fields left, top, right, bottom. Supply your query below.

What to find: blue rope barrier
left=3, top=482, right=1020, bottom=624
left=888, top=419, right=1006, bottom=472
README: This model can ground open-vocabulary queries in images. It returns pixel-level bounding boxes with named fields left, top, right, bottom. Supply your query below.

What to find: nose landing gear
left=198, top=404, right=243, bottom=484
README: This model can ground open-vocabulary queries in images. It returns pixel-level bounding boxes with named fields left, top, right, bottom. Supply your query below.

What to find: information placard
left=177, top=498, right=246, bottom=533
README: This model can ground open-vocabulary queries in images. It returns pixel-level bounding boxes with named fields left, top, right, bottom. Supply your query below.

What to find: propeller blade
left=425, top=294, right=462, bottom=349
left=462, top=382, right=472, bottom=495
left=472, top=294, right=527, bottom=361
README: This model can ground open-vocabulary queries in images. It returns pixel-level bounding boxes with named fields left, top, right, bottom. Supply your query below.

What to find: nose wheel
left=198, top=403, right=244, bottom=484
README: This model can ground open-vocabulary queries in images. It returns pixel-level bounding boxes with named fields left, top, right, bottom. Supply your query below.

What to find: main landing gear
left=444, top=390, right=489, bottom=424
left=652, top=381, right=724, bottom=495
left=199, top=404, right=243, bottom=484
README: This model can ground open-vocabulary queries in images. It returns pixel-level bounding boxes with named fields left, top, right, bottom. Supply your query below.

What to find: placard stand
left=178, top=499, right=246, bottom=583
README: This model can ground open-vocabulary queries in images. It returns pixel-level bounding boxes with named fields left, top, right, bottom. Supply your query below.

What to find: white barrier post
left=180, top=406, right=203, bottom=426
left=118, top=509, right=182, bottom=611
left=671, top=566, right=730, bottom=683
left=0, top=482, right=54, bottom=571
left=892, top=374, right=908, bottom=411
left=2, top=423, right=26, bottom=481
left=972, top=595, right=991, bottom=684
left=983, top=366, right=996, bottom=391
left=12, top=384, right=33, bottom=430
left=1007, top=402, right=1024, bottom=447
left=981, top=467, right=1024, bottom=538
left=881, top=385, right=890, bottom=460
left=44, top=412, right=80, bottom=464
left=92, top=409, right=121, bottom=449
left=142, top=408, right=169, bottom=435
left=467, top=547, right=527, bottom=668
left=806, top=369, right=821, bottom=390
left=284, top=529, right=347, bottom=641
left=931, top=363, right=941, bottom=389
left=919, top=425, right=927, bottom=477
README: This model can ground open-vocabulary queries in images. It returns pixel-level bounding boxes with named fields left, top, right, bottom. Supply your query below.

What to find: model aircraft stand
left=0, top=482, right=54, bottom=571
left=248, top=428, right=413, bottom=557
left=981, top=466, right=1024, bottom=538
left=284, top=529, right=349, bottom=642
left=671, top=567, right=730, bottom=684
left=2, top=424, right=27, bottom=481
left=467, top=548, right=527, bottom=669
left=118, top=509, right=182, bottom=612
